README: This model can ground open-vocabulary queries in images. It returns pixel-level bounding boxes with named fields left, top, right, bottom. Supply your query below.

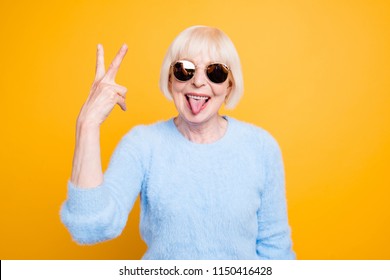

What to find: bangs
left=170, top=28, right=231, bottom=66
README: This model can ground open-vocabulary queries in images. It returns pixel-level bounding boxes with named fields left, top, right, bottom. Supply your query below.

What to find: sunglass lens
left=173, top=61, right=195, bottom=81
left=207, top=64, right=229, bottom=83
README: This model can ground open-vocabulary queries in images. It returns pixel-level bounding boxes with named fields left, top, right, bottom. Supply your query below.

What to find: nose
left=192, top=68, right=207, bottom=88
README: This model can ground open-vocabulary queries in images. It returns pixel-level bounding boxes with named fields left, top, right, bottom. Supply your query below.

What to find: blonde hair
left=159, top=26, right=243, bottom=109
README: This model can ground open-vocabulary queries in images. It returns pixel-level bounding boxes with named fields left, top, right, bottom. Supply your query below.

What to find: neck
left=174, top=115, right=228, bottom=144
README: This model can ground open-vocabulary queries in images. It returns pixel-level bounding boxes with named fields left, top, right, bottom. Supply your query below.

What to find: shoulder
left=112, top=119, right=174, bottom=159
left=122, top=119, right=174, bottom=142
left=227, top=116, right=281, bottom=152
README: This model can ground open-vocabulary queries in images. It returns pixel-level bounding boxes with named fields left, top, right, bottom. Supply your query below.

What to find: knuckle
left=107, top=92, right=118, bottom=103
left=116, top=83, right=127, bottom=91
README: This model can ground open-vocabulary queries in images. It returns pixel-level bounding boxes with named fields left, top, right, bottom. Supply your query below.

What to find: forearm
left=71, top=120, right=103, bottom=188
left=63, top=125, right=145, bottom=244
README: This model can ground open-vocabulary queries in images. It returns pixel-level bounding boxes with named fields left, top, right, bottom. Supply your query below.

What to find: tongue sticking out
left=188, top=98, right=207, bottom=115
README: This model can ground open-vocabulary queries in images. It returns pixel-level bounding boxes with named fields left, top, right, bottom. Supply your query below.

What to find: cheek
left=213, top=84, right=230, bottom=98
left=171, top=80, right=186, bottom=95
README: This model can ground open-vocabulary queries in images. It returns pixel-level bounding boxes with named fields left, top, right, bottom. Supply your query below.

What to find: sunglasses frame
left=170, top=59, right=230, bottom=84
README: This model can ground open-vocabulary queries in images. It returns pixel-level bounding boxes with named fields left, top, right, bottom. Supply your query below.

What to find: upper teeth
left=187, top=95, right=209, bottom=100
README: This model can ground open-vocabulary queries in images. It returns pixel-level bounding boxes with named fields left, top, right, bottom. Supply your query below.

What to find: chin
left=180, top=109, right=220, bottom=125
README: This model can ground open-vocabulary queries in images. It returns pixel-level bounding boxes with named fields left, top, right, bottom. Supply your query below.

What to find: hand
left=77, top=44, right=128, bottom=127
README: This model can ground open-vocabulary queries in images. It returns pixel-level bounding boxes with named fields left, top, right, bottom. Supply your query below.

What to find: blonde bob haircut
left=159, top=26, right=243, bottom=109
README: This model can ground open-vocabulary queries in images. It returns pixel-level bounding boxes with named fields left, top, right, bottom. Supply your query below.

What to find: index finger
left=95, top=44, right=105, bottom=81
left=105, top=44, right=128, bottom=81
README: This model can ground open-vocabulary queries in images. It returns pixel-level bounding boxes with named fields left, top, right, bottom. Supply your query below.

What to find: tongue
left=188, top=98, right=207, bottom=115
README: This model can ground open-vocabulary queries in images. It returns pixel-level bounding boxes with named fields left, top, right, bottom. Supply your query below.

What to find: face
left=169, top=52, right=232, bottom=126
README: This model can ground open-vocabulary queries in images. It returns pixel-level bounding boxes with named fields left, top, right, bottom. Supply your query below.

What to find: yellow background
left=1, top=0, right=389, bottom=259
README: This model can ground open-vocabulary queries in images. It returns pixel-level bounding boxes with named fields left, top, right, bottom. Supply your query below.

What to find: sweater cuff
left=64, top=181, right=110, bottom=214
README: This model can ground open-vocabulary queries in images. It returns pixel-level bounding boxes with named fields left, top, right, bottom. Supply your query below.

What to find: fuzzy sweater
left=60, top=117, right=295, bottom=260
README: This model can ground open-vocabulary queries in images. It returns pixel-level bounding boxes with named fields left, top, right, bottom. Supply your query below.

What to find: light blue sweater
left=60, top=117, right=295, bottom=260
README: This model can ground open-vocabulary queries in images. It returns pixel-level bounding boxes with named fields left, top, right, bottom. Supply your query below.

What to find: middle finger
left=105, top=44, right=128, bottom=81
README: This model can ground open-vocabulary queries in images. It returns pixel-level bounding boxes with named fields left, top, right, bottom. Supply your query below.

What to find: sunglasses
left=171, top=60, right=230, bottom=84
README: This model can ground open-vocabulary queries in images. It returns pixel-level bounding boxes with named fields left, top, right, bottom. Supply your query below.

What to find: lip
left=184, top=93, right=212, bottom=103
left=185, top=93, right=211, bottom=98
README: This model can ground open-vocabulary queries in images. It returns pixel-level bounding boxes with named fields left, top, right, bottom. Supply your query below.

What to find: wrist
left=76, top=120, right=101, bottom=141
left=77, top=115, right=100, bottom=131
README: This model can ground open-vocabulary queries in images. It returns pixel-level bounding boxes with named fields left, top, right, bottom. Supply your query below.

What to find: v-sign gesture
left=71, top=44, right=128, bottom=188
left=78, top=44, right=128, bottom=127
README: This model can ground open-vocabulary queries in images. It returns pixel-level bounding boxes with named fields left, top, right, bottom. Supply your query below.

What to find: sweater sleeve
left=256, top=133, right=296, bottom=259
left=60, top=127, right=146, bottom=244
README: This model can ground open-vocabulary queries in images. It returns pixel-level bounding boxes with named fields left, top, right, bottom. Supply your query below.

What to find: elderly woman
left=61, top=26, right=295, bottom=260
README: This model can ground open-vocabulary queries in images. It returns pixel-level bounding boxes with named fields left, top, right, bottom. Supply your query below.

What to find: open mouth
left=185, top=94, right=210, bottom=115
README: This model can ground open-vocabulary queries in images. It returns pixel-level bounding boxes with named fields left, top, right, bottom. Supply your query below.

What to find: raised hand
left=78, top=44, right=128, bottom=127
